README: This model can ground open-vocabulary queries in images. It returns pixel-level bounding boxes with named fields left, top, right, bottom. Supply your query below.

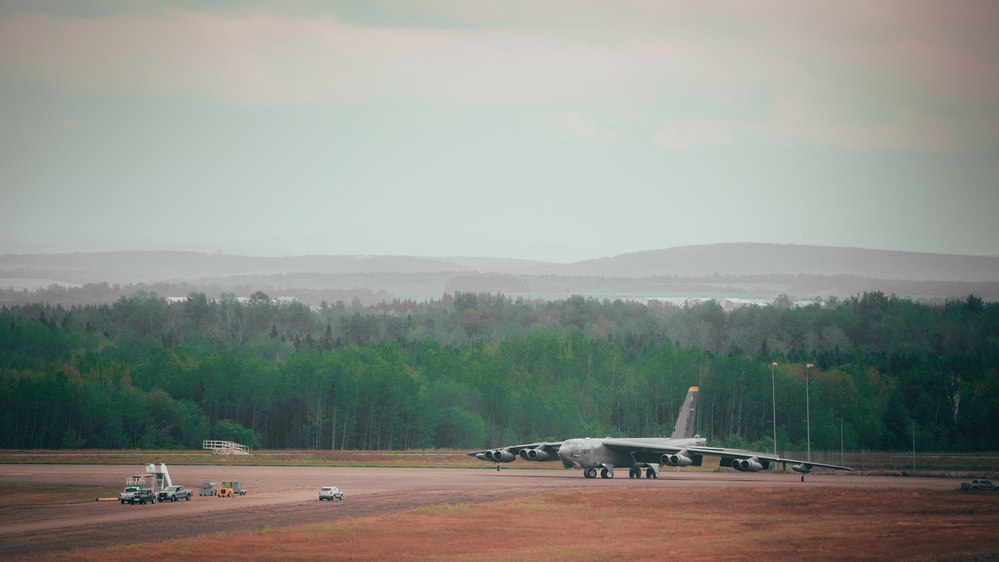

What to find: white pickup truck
left=961, top=479, right=998, bottom=491
left=119, top=487, right=156, bottom=504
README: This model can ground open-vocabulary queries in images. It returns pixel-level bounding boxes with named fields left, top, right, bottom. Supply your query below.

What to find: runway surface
left=0, top=465, right=963, bottom=559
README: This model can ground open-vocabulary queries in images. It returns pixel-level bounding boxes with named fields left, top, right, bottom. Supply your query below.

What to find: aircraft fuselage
left=557, top=437, right=706, bottom=470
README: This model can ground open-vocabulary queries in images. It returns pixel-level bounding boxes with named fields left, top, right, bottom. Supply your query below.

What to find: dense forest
left=2, top=291, right=997, bottom=453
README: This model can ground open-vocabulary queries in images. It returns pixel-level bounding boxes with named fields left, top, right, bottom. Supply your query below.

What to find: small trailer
left=199, top=480, right=217, bottom=496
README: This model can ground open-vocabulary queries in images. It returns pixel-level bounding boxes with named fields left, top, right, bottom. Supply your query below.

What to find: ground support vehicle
left=125, top=474, right=158, bottom=495
left=217, top=481, right=247, bottom=497
left=120, top=488, right=156, bottom=505
left=200, top=481, right=217, bottom=496
left=121, top=463, right=175, bottom=501
left=119, top=486, right=140, bottom=504
left=961, top=479, right=998, bottom=491
left=158, top=485, right=193, bottom=502
left=121, top=471, right=159, bottom=504
left=319, top=486, right=344, bottom=501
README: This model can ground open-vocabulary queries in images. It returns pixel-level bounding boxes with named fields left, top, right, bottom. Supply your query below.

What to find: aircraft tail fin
left=669, top=386, right=699, bottom=439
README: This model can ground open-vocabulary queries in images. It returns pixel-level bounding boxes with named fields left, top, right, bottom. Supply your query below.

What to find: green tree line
left=1, top=291, right=996, bottom=452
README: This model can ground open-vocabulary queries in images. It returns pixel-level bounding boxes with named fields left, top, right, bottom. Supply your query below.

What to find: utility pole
left=805, top=363, right=813, bottom=462
left=771, top=362, right=778, bottom=456
left=837, top=418, right=844, bottom=467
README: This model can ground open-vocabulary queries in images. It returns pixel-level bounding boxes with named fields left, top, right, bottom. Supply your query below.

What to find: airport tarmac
left=0, top=465, right=965, bottom=559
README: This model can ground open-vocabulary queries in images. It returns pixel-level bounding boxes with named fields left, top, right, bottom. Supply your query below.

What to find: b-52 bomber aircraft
left=469, top=387, right=851, bottom=481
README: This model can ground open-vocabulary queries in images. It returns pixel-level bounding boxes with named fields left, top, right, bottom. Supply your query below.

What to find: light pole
left=805, top=363, right=813, bottom=462
left=771, top=362, right=778, bottom=456
left=912, top=419, right=916, bottom=472
left=836, top=417, right=844, bottom=467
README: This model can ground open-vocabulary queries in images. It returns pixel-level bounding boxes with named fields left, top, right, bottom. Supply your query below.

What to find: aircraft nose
left=557, top=442, right=575, bottom=467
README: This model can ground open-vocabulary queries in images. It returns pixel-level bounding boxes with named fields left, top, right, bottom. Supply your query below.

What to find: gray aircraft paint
left=469, top=386, right=852, bottom=481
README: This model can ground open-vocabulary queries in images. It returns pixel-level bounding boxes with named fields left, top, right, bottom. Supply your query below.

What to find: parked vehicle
left=199, top=481, right=217, bottom=496
left=133, top=488, right=157, bottom=504
left=119, top=486, right=140, bottom=504
left=125, top=463, right=174, bottom=498
left=961, top=479, right=998, bottom=491
left=217, top=481, right=247, bottom=497
left=158, top=485, right=193, bottom=502
left=319, top=486, right=344, bottom=501
left=120, top=487, right=156, bottom=505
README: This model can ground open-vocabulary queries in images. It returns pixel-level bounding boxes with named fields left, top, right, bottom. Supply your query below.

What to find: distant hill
left=531, top=244, right=999, bottom=282
left=0, top=251, right=526, bottom=284
left=1, top=244, right=996, bottom=304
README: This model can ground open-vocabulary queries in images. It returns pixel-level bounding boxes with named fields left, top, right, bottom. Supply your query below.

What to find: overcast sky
left=1, top=1, right=997, bottom=262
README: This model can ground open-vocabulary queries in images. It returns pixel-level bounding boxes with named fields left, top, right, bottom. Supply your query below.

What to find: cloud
left=652, top=122, right=731, bottom=150
left=542, top=111, right=620, bottom=144
left=0, top=11, right=718, bottom=106
left=769, top=95, right=963, bottom=152
left=0, top=2, right=995, bottom=148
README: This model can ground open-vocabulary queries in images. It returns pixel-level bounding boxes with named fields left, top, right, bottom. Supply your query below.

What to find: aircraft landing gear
left=600, top=468, right=613, bottom=479
left=629, top=467, right=640, bottom=479
left=584, top=468, right=597, bottom=479
left=496, top=464, right=501, bottom=471
left=801, top=474, right=805, bottom=482
left=646, top=468, right=657, bottom=479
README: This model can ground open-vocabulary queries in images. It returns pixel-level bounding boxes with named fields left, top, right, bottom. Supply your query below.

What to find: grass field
left=0, top=484, right=119, bottom=508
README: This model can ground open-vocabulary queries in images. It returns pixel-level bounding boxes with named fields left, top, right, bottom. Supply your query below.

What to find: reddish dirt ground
left=1, top=465, right=996, bottom=561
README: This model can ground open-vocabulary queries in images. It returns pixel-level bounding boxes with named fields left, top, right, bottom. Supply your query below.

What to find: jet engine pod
left=792, top=463, right=813, bottom=474
left=521, top=448, right=553, bottom=462
left=732, top=458, right=764, bottom=472
left=661, top=452, right=693, bottom=467
left=489, top=449, right=516, bottom=463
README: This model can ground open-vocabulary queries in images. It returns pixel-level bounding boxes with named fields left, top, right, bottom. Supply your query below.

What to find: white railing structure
left=202, top=440, right=250, bottom=455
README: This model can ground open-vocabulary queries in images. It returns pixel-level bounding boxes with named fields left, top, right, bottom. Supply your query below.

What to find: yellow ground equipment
left=217, top=481, right=234, bottom=497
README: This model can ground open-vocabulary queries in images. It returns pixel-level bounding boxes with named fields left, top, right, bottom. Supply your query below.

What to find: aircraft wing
left=466, top=442, right=563, bottom=457
left=600, top=439, right=690, bottom=455
left=684, top=446, right=853, bottom=472
left=597, top=438, right=709, bottom=467
left=599, top=440, right=852, bottom=473
left=468, top=442, right=564, bottom=463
